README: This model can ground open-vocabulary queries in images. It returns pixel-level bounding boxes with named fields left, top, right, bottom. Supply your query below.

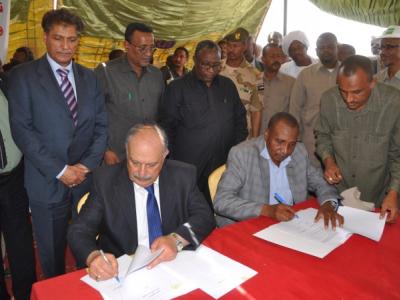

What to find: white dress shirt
left=133, top=178, right=162, bottom=248
left=47, top=54, right=78, bottom=179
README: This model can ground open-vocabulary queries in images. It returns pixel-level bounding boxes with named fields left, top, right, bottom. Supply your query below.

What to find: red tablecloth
left=30, top=200, right=400, bottom=300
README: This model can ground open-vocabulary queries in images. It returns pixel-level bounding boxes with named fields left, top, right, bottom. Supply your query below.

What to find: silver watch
left=170, top=232, right=184, bottom=252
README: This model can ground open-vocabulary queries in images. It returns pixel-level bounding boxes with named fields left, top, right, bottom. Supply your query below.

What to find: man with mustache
left=316, top=55, right=400, bottom=223
left=68, top=124, right=215, bottom=281
left=375, top=25, right=400, bottom=90
left=214, top=112, right=341, bottom=228
left=290, top=32, right=340, bottom=168
left=8, top=8, right=107, bottom=278
left=259, top=44, right=295, bottom=133
left=95, top=23, right=164, bottom=166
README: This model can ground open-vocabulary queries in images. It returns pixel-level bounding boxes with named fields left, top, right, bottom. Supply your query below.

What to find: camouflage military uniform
left=220, top=58, right=264, bottom=134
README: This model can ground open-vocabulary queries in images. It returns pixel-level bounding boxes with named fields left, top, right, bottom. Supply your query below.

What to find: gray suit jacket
left=214, top=136, right=338, bottom=226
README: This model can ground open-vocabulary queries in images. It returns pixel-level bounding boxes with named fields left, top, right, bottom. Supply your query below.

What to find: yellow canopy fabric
left=8, top=0, right=271, bottom=68
left=309, top=0, right=400, bottom=27
left=9, top=0, right=397, bottom=69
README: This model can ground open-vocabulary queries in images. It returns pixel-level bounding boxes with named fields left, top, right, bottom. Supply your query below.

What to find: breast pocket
left=179, top=94, right=210, bottom=128
left=361, top=134, right=389, bottom=164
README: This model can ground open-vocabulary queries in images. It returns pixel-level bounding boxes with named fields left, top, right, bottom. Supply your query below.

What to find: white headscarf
left=282, top=31, right=310, bottom=56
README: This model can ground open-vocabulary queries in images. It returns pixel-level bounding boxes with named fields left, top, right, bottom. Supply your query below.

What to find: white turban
left=282, top=31, right=310, bottom=56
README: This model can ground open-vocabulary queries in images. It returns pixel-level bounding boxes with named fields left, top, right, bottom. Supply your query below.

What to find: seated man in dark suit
left=214, top=112, right=343, bottom=228
left=68, top=124, right=215, bottom=281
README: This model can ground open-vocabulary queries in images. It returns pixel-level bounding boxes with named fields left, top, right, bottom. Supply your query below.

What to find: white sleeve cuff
left=56, top=165, right=68, bottom=179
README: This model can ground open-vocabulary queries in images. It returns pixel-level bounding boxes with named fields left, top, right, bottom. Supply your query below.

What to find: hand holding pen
left=100, top=250, right=120, bottom=283
left=272, top=193, right=299, bottom=221
left=88, top=249, right=119, bottom=282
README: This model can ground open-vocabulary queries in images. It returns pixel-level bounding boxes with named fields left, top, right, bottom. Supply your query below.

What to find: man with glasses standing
left=95, top=23, right=164, bottom=165
left=376, top=25, right=400, bottom=90
left=160, top=40, right=248, bottom=206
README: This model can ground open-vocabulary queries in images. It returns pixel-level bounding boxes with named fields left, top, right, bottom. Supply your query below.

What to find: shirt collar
left=133, top=177, right=160, bottom=191
left=394, top=70, right=400, bottom=80
left=189, top=70, right=220, bottom=87
left=316, top=61, right=339, bottom=73
left=260, top=143, right=292, bottom=168
left=120, top=54, right=152, bottom=75
left=46, top=53, right=73, bottom=74
left=381, top=68, right=400, bottom=81
left=263, top=72, right=283, bottom=82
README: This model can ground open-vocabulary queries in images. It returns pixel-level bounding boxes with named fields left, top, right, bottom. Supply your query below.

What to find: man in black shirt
left=160, top=40, right=248, bottom=205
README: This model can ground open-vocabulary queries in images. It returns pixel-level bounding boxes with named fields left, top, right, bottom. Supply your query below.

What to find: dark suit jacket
left=67, top=159, right=216, bottom=265
left=7, top=55, right=107, bottom=204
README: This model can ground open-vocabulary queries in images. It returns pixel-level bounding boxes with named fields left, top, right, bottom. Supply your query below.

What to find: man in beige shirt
left=220, top=27, right=264, bottom=137
left=289, top=32, right=340, bottom=167
left=375, top=25, right=400, bottom=90
left=260, top=44, right=295, bottom=133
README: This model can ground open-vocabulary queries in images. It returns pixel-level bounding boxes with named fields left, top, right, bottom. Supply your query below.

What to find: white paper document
left=81, top=245, right=257, bottom=299
left=254, top=207, right=387, bottom=258
left=163, top=245, right=257, bottom=299
left=254, top=208, right=352, bottom=258
left=125, top=245, right=164, bottom=276
left=338, top=205, right=386, bottom=241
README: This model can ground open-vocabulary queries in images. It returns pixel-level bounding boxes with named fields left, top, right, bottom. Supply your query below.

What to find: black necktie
left=0, top=129, right=7, bottom=169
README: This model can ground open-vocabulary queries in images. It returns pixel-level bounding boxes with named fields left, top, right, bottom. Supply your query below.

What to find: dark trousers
left=29, top=175, right=91, bottom=278
left=0, top=161, right=36, bottom=300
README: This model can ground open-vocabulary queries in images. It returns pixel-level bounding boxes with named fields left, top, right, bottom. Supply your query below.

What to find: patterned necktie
left=0, top=129, right=7, bottom=169
left=145, top=184, right=163, bottom=246
left=56, top=68, right=78, bottom=126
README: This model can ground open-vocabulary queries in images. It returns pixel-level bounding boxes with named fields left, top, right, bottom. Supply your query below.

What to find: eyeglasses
left=379, top=44, right=400, bottom=51
left=128, top=42, right=156, bottom=54
left=198, top=62, right=222, bottom=71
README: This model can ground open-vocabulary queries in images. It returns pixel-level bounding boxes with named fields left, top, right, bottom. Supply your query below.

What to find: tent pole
left=283, top=0, right=287, bottom=35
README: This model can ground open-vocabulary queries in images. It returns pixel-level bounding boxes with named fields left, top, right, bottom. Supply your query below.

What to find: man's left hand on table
left=315, top=201, right=344, bottom=230
left=147, top=235, right=180, bottom=269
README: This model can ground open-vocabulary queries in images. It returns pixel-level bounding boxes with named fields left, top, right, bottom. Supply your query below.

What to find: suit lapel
left=37, top=56, right=72, bottom=115
left=72, top=63, right=86, bottom=127
left=114, top=165, right=138, bottom=240
left=158, top=162, right=174, bottom=233
left=258, top=152, right=271, bottom=204
left=255, top=138, right=271, bottom=204
left=286, top=162, right=297, bottom=200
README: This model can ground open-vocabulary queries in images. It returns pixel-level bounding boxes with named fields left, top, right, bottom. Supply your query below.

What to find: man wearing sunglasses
left=95, top=23, right=164, bottom=166
left=375, top=25, right=400, bottom=90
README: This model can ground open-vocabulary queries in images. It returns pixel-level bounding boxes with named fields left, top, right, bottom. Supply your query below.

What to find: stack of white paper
left=81, top=245, right=257, bottom=299
left=337, top=205, right=386, bottom=241
left=254, top=207, right=387, bottom=258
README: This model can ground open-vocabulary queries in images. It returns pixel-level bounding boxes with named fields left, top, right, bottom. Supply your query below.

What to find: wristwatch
left=330, top=200, right=339, bottom=212
left=170, top=232, right=184, bottom=252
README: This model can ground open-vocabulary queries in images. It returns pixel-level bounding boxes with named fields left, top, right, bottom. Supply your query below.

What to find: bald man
left=68, top=123, right=215, bottom=281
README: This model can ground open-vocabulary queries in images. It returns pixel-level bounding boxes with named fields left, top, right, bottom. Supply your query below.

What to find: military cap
left=225, top=27, right=249, bottom=43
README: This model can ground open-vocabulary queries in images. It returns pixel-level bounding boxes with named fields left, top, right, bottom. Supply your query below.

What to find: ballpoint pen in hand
left=273, top=193, right=299, bottom=218
left=99, top=249, right=120, bottom=283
